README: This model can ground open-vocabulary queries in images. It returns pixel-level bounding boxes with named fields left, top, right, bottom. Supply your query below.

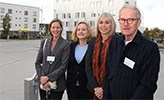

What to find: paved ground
left=0, top=39, right=163, bottom=100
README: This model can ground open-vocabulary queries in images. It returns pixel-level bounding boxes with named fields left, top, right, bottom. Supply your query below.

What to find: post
left=24, top=76, right=38, bottom=100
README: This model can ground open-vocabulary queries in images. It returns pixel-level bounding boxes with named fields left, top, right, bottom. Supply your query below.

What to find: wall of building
left=53, top=0, right=136, bottom=39
left=0, top=2, right=40, bottom=38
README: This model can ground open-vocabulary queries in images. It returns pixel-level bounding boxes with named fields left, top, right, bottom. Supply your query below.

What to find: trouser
left=67, top=86, right=93, bottom=100
left=39, top=89, right=64, bottom=100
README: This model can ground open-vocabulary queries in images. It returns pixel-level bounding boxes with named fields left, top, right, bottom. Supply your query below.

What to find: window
left=0, top=8, right=5, bottom=13
left=81, top=12, right=85, bottom=18
left=125, top=1, right=129, bottom=4
left=67, top=13, right=71, bottom=18
left=62, top=13, right=66, bottom=19
left=110, top=10, right=116, bottom=16
left=91, top=13, right=96, bottom=17
left=33, top=11, right=37, bottom=16
left=0, top=15, right=4, bottom=20
left=8, top=9, right=12, bottom=14
left=33, top=24, right=36, bottom=29
left=24, top=24, right=28, bottom=28
left=54, top=14, right=58, bottom=19
left=24, top=17, right=28, bottom=22
left=74, top=21, right=77, bottom=26
left=75, top=12, right=80, bottom=18
left=33, top=18, right=36, bottom=23
left=90, top=21, right=95, bottom=27
left=24, top=11, right=28, bottom=15
left=66, top=21, right=70, bottom=27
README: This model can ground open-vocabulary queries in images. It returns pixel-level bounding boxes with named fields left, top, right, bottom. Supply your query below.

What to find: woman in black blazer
left=85, top=12, right=116, bottom=100
left=66, top=21, right=93, bottom=100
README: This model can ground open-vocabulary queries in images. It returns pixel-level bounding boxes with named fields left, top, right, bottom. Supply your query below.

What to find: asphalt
left=0, top=39, right=164, bottom=100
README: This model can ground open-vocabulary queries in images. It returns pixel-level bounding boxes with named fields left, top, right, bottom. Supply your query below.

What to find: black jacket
left=103, top=30, right=160, bottom=100
left=67, top=42, right=88, bottom=91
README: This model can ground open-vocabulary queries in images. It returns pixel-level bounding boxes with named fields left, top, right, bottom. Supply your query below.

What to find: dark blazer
left=35, top=36, right=70, bottom=92
left=67, top=42, right=88, bottom=90
left=85, top=37, right=99, bottom=92
left=103, top=31, right=160, bottom=100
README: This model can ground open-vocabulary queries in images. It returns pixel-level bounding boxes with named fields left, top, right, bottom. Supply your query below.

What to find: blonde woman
left=85, top=12, right=116, bottom=100
left=66, top=21, right=93, bottom=100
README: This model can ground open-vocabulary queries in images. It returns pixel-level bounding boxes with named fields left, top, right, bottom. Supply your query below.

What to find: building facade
left=0, top=2, right=40, bottom=38
left=53, top=0, right=136, bottom=39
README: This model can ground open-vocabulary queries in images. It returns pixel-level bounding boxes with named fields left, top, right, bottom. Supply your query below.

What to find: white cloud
left=0, top=0, right=41, bottom=7
left=137, top=0, right=164, bottom=29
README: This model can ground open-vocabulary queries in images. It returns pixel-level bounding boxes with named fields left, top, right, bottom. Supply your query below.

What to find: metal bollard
left=24, top=74, right=39, bottom=100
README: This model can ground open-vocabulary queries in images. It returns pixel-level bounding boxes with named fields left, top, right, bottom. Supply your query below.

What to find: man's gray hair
left=119, top=4, right=141, bottom=19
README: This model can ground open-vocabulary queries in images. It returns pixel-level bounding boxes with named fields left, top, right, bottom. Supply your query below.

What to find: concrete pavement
left=0, top=39, right=163, bottom=100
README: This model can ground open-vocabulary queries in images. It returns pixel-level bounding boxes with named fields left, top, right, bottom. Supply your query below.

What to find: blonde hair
left=71, top=21, right=92, bottom=42
left=95, top=12, right=116, bottom=37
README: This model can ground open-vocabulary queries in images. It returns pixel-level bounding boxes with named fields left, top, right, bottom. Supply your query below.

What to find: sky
left=0, top=0, right=164, bottom=29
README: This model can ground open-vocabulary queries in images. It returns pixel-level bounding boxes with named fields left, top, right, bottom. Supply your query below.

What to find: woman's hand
left=94, top=87, right=103, bottom=99
left=40, top=76, right=49, bottom=85
left=43, top=82, right=51, bottom=89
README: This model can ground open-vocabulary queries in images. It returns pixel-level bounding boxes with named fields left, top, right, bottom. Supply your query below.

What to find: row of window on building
left=58, top=10, right=116, bottom=20
left=56, top=0, right=114, bottom=9
left=1, top=8, right=37, bottom=16
left=61, top=20, right=95, bottom=29
left=0, top=7, right=38, bottom=30
left=0, top=22, right=37, bottom=29
left=0, top=15, right=36, bottom=22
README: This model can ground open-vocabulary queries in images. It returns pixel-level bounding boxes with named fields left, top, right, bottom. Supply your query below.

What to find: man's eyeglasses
left=118, top=18, right=139, bottom=24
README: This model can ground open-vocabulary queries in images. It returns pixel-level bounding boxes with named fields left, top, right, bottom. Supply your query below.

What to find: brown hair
left=48, top=19, right=63, bottom=36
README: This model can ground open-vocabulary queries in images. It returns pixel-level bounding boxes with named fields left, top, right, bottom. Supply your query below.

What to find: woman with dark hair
left=35, top=19, right=70, bottom=100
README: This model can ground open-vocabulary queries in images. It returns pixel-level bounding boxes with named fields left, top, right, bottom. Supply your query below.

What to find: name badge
left=47, top=56, right=55, bottom=62
left=123, top=57, right=135, bottom=69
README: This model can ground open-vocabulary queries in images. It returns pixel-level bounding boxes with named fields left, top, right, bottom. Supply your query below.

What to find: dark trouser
left=39, top=89, right=64, bottom=100
left=67, top=86, right=93, bottom=100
